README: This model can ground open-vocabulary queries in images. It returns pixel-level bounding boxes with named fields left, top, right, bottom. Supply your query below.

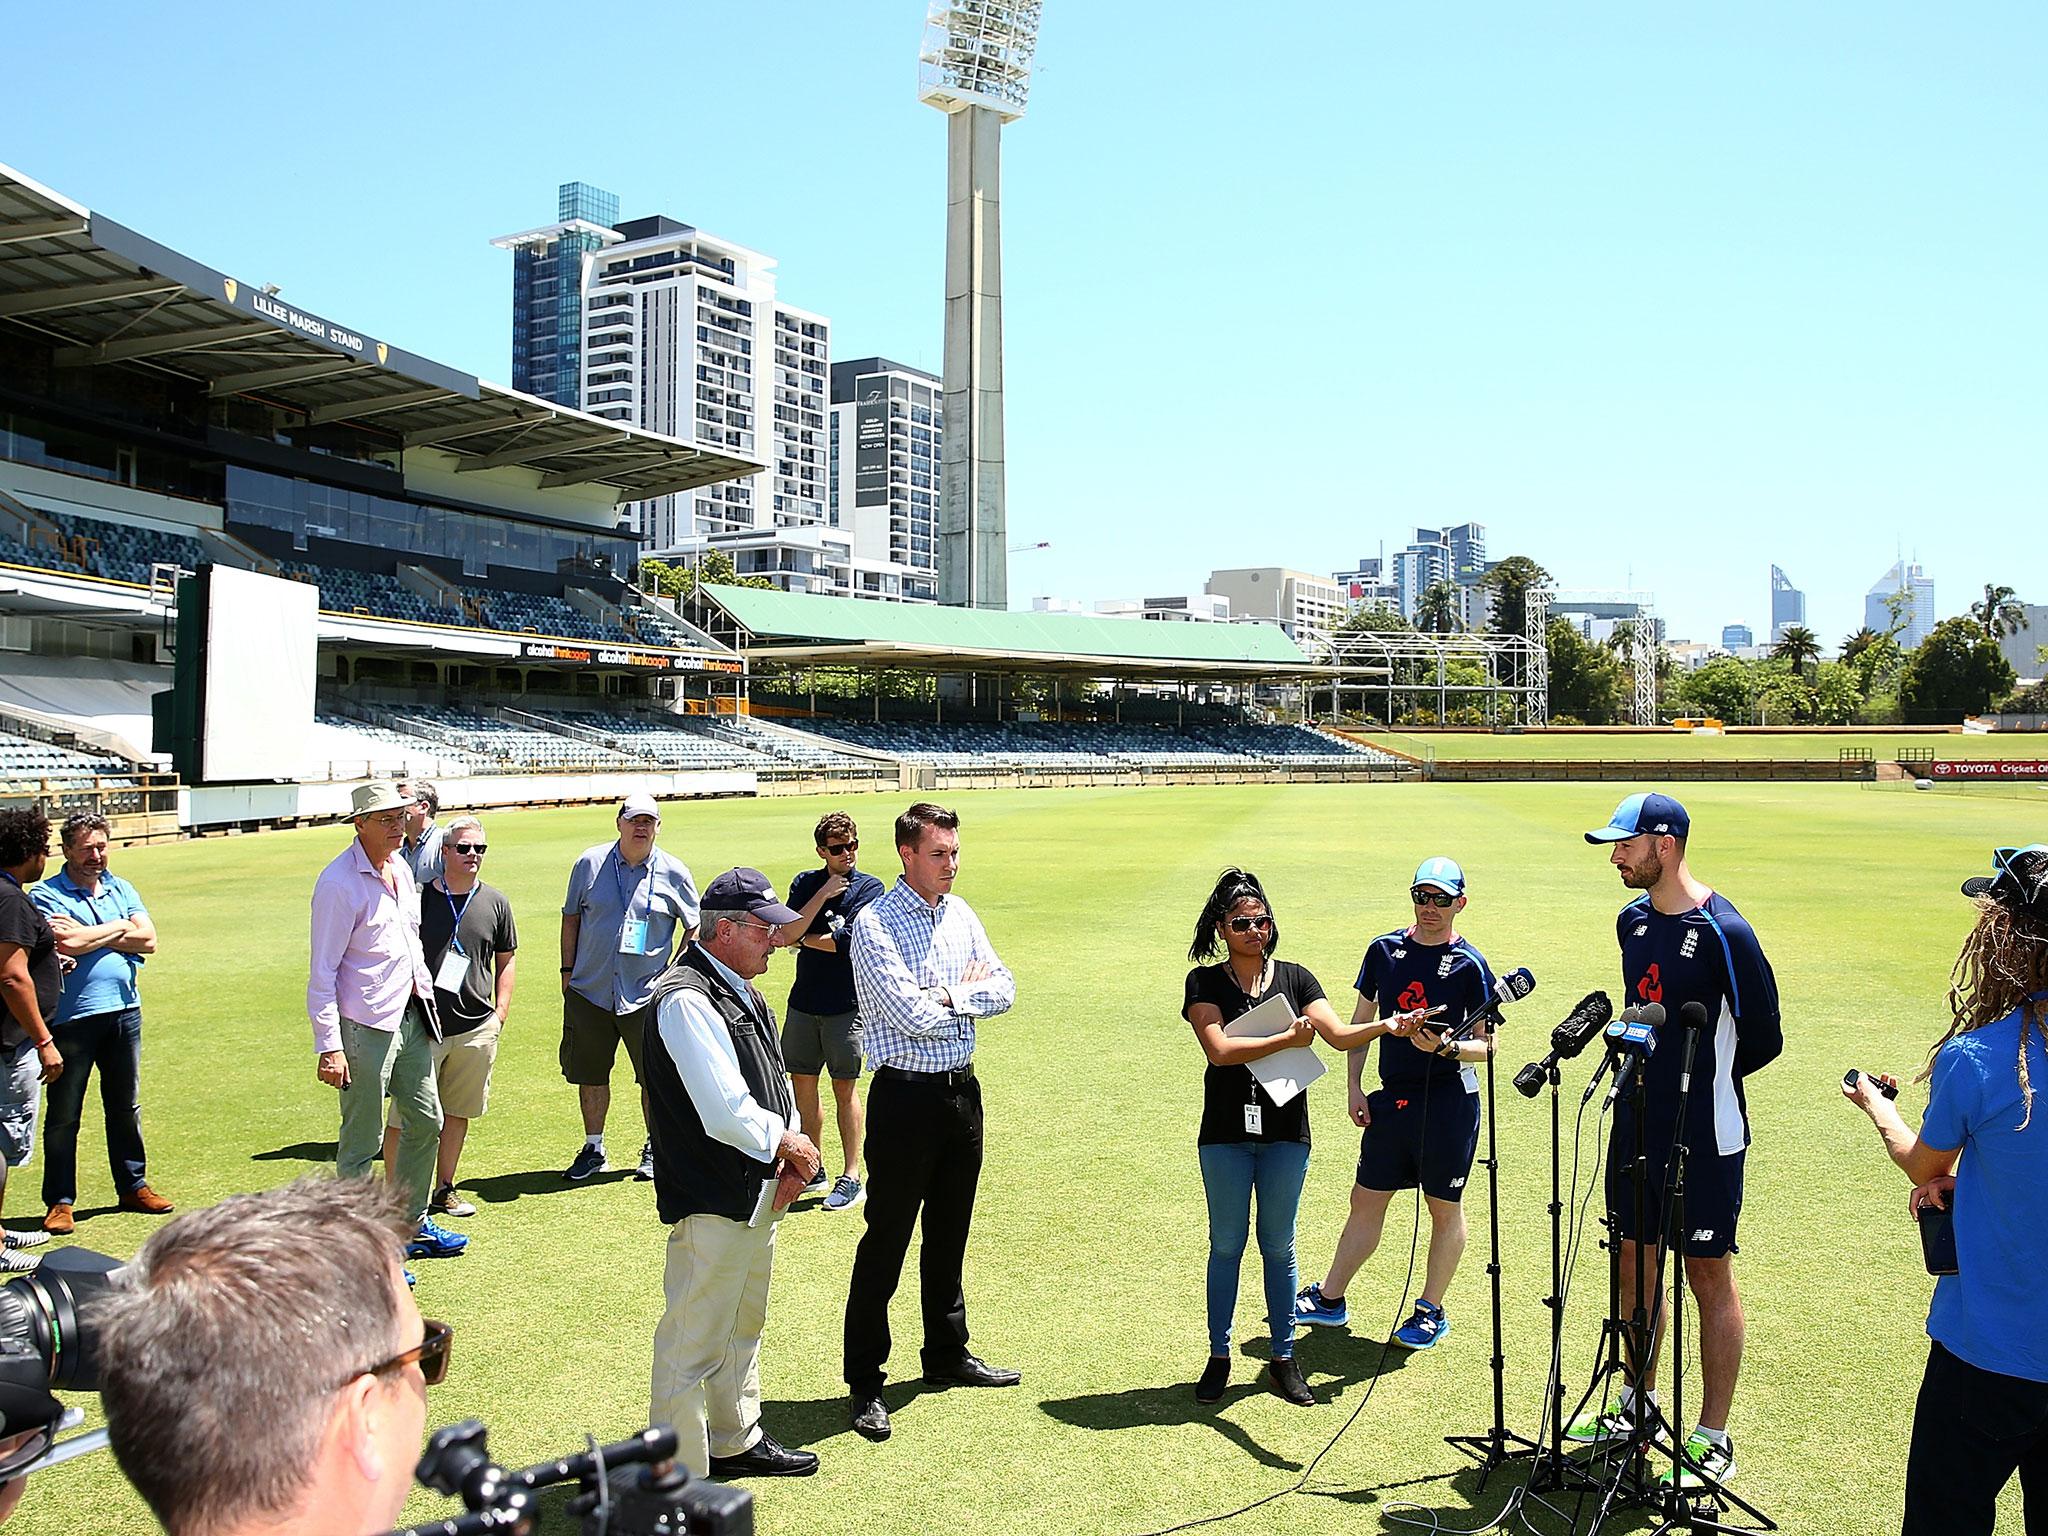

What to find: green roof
left=701, top=585, right=1311, bottom=669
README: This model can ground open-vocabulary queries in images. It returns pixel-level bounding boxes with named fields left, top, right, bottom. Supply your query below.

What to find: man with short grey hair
left=398, top=780, right=445, bottom=888
left=98, top=1175, right=445, bottom=1536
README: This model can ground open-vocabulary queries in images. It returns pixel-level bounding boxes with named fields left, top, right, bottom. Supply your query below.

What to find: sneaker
left=407, top=1217, right=469, bottom=1260
left=1295, top=1282, right=1349, bottom=1328
left=801, top=1169, right=830, bottom=1198
left=3, top=1229, right=49, bottom=1250
left=1391, top=1299, right=1451, bottom=1350
left=431, top=1184, right=477, bottom=1218
left=821, top=1175, right=864, bottom=1212
left=404, top=1267, right=417, bottom=1289
left=1564, top=1396, right=1638, bottom=1446
left=1659, top=1430, right=1737, bottom=1490
left=637, top=1141, right=655, bottom=1182
left=0, top=1248, right=41, bottom=1274
left=564, top=1143, right=606, bottom=1182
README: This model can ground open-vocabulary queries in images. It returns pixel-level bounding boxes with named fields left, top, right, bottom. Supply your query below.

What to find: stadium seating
left=554, top=711, right=871, bottom=771
left=0, top=728, right=132, bottom=782
left=797, top=719, right=1403, bottom=770
left=5, top=509, right=205, bottom=586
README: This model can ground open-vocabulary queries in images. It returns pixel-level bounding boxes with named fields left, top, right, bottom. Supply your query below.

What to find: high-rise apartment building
left=1864, top=560, right=1935, bottom=648
left=1391, top=524, right=1490, bottom=625
left=829, top=357, right=941, bottom=602
left=496, top=182, right=621, bottom=407
left=1205, top=567, right=1342, bottom=639
left=1770, top=565, right=1806, bottom=641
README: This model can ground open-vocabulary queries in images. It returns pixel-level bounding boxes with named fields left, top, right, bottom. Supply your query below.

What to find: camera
left=384, top=1420, right=753, bottom=1536
left=0, top=1256, right=119, bottom=1476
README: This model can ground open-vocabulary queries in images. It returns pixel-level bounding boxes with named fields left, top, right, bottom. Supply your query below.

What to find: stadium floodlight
left=920, top=1, right=1043, bottom=611
left=918, top=1, right=1043, bottom=122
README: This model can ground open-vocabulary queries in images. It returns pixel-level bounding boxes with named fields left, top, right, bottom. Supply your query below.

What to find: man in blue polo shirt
left=1568, top=791, right=1782, bottom=1491
left=1297, top=856, right=1496, bottom=1351
left=31, top=812, right=174, bottom=1235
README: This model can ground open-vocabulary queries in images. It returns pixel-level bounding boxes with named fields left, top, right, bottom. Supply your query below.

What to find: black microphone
left=1456, top=966, right=1535, bottom=1042
left=1513, top=991, right=1614, bottom=1097
left=1674, top=1000, right=1710, bottom=1094
left=1601, top=1002, right=1666, bottom=1109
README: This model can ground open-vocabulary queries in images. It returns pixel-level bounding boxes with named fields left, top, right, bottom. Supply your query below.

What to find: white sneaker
left=0, top=1248, right=42, bottom=1273
left=3, top=1229, right=50, bottom=1250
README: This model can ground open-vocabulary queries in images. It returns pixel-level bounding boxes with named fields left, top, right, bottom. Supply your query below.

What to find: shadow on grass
left=463, top=1166, right=640, bottom=1204
left=1299, top=1448, right=1691, bottom=1535
left=1037, top=1334, right=1418, bottom=1473
left=253, top=1140, right=337, bottom=1163
left=757, top=1379, right=951, bottom=1449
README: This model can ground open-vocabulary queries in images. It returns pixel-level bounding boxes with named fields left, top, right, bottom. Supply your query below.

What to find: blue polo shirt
left=30, top=869, right=147, bottom=1024
left=562, top=842, right=699, bottom=1014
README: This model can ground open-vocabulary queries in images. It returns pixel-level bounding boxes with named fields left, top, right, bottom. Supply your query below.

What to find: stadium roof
left=700, top=585, right=1323, bottom=680
left=0, top=162, right=760, bottom=501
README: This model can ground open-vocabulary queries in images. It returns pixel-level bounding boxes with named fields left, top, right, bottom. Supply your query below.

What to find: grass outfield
left=15, top=782, right=2032, bottom=1534
left=1362, top=728, right=2048, bottom=762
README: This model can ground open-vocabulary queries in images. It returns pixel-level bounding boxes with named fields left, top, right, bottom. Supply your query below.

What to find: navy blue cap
left=1585, top=792, right=1691, bottom=845
left=1962, top=845, right=2048, bottom=918
left=701, top=867, right=801, bottom=926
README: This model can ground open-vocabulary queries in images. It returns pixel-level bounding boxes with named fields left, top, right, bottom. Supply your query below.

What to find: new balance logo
left=1633, top=924, right=1648, bottom=938
left=1392, top=949, right=1406, bottom=959
left=1680, top=931, right=1700, bottom=960
left=1450, top=1176, right=1467, bottom=1189
left=1692, top=1229, right=1715, bottom=1243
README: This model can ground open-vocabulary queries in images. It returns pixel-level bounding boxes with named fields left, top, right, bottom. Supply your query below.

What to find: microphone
left=1512, top=991, right=1614, bottom=1097
left=1675, top=1000, right=1710, bottom=1094
left=1601, top=1003, right=1665, bottom=1109
left=1458, top=966, right=1535, bottom=1040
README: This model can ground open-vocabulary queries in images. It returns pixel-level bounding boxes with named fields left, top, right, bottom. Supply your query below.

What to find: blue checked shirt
left=850, top=878, right=1014, bottom=1072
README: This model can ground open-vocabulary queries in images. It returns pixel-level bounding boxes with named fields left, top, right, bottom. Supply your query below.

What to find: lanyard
left=442, top=884, right=475, bottom=955
left=613, top=851, right=648, bottom=922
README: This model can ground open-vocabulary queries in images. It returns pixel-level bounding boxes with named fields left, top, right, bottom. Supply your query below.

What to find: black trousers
left=1903, top=1340, right=2048, bottom=1535
left=842, top=1073, right=983, bottom=1393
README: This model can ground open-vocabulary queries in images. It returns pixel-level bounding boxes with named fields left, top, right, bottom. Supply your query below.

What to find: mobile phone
left=1920, top=1195, right=1958, bottom=1276
left=1844, top=1068, right=1900, bottom=1102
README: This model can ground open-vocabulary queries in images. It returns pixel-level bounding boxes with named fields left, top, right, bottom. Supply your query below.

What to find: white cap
left=619, top=793, right=661, bottom=822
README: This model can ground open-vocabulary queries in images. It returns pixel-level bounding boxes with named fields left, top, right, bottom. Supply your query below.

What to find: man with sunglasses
left=775, top=812, right=884, bottom=1213
left=309, top=782, right=466, bottom=1270
left=99, top=1176, right=451, bottom=1536
left=1571, top=792, right=1781, bottom=1491
left=1297, top=857, right=1496, bottom=1352
left=383, top=815, right=517, bottom=1220
left=646, top=868, right=822, bottom=1479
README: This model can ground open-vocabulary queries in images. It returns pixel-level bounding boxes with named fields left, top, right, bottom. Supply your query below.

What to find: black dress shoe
left=923, top=1352, right=1022, bottom=1388
left=1267, top=1357, right=1315, bottom=1406
left=1195, top=1356, right=1231, bottom=1404
left=708, top=1432, right=819, bottom=1479
left=850, top=1393, right=892, bottom=1441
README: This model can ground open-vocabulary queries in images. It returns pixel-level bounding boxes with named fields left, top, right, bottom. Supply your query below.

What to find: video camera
left=0, top=1253, right=120, bottom=1479
left=382, top=1420, right=753, bottom=1536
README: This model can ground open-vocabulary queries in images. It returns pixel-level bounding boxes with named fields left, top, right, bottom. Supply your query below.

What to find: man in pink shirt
left=308, top=781, right=467, bottom=1265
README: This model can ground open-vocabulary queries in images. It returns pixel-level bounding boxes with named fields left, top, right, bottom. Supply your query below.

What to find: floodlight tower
left=919, top=1, right=1042, bottom=611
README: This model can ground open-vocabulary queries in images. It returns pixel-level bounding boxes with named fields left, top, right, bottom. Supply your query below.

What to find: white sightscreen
left=201, top=565, right=318, bottom=782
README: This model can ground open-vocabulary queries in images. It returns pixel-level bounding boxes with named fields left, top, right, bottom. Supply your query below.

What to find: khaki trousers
left=651, top=1210, right=778, bottom=1475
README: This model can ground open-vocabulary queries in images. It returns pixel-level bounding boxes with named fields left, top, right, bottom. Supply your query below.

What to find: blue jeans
left=1198, top=1140, right=1309, bottom=1359
left=42, top=1006, right=146, bottom=1206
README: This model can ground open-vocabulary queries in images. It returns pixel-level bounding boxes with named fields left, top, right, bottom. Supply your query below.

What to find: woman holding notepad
left=1183, top=867, right=1376, bottom=1407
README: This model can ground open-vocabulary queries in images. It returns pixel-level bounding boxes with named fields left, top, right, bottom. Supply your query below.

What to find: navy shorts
left=1357, top=1083, right=1482, bottom=1202
left=1606, top=1130, right=1745, bottom=1258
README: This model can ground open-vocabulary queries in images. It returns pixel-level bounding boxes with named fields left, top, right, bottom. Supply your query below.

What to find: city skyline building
left=1864, top=558, right=1935, bottom=648
left=1770, top=564, right=1806, bottom=641
left=1204, top=566, right=1343, bottom=639
left=494, top=181, right=621, bottom=407
left=1721, top=623, right=1754, bottom=649
left=1332, top=553, right=1399, bottom=611
left=1391, top=523, right=1490, bottom=626
left=830, top=356, right=942, bottom=602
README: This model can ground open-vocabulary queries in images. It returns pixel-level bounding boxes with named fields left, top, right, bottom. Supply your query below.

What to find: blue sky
left=4, top=3, right=2041, bottom=643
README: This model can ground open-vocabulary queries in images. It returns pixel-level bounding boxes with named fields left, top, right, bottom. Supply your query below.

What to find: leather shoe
left=1268, top=1357, right=1315, bottom=1406
left=923, top=1352, right=1021, bottom=1389
left=119, top=1185, right=175, bottom=1215
left=707, top=1432, right=818, bottom=1479
left=850, top=1393, right=891, bottom=1442
left=41, top=1204, right=72, bottom=1236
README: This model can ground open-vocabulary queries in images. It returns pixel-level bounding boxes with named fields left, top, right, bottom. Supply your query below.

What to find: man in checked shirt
left=842, top=802, right=1017, bottom=1443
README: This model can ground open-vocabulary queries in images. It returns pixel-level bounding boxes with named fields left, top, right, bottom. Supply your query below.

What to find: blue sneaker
left=403, top=1267, right=417, bottom=1289
left=1295, top=1283, right=1349, bottom=1328
left=408, top=1217, right=469, bottom=1260
left=1391, top=1299, right=1450, bottom=1350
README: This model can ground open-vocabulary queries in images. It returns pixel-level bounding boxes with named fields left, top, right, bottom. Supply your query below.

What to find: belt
left=875, top=1064, right=975, bottom=1087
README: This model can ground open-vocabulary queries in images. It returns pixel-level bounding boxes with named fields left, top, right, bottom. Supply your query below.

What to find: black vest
left=644, top=945, right=797, bottom=1225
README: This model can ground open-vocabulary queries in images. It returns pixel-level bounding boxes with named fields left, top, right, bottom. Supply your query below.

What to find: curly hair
left=1189, top=867, right=1279, bottom=962
left=0, top=808, right=50, bottom=871
left=815, top=810, right=858, bottom=849
left=1920, top=896, right=2048, bottom=1128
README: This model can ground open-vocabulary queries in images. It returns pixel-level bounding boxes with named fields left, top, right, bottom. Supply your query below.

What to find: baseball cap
left=701, top=867, right=802, bottom=926
left=1411, top=857, right=1466, bottom=895
left=1961, top=845, right=2048, bottom=919
left=619, top=793, right=661, bottom=822
left=1585, top=792, right=1691, bottom=845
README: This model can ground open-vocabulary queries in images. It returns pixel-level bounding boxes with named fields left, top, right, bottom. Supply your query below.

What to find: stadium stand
left=5, top=507, right=204, bottom=586
left=0, top=727, right=131, bottom=781
left=798, top=719, right=1402, bottom=769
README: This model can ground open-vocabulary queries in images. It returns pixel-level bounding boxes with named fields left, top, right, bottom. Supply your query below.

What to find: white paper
left=749, top=1176, right=778, bottom=1228
left=1220, top=992, right=1327, bottom=1108
left=433, top=947, right=470, bottom=994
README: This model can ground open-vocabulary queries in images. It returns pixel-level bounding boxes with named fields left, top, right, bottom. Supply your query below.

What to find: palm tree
left=1413, top=581, right=1461, bottom=634
left=1969, top=583, right=2026, bottom=642
left=1772, top=625, right=1821, bottom=679
left=1839, top=627, right=1881, bottom=666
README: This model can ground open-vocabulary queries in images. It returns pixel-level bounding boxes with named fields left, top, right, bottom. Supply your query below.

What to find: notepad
left=1221, top=992, right=1327, bottom=1108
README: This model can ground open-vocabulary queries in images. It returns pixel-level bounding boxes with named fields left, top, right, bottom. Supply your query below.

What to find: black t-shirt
left=784, top=866, right=885, bottom=1017
left=1184, top=959, right=1327, bottom=1146
left=419, top=880, right=518, bottom=1035
left=0, top=876, right=60, bottom=1047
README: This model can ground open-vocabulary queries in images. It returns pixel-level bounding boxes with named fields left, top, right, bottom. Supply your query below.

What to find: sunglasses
left=824, top=841, right=858, bottom=856
left=450, top=843, right=487, bottom=855
left=1410, top=889, right=1458, bottom=908
left=344, top=1318, right=454, bottom=1391
left=1226, top=915, right=1273, bottom=934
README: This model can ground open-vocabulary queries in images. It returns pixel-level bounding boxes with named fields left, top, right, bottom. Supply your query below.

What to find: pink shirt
left=306, top=838, right=433, bottom=1053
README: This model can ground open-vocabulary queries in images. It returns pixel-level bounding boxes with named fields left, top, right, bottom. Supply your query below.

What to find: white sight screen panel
left=201, top=565, right=318, bottom=783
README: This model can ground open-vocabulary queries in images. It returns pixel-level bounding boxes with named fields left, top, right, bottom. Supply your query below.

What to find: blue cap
left=1411, top=856, right=1465, bottom=895
left=1584, top=792, right=1691, bottom=845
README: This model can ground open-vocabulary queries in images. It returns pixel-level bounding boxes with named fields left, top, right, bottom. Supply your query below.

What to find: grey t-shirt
left=419, top=880, right=517, bottom=1035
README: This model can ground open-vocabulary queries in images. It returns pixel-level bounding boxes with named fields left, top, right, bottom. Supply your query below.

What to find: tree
left=1839, top=627, right=1881, bottom=666
left=1898, top=617, right=2017, bottom=722
left=1546, top=619, right=1627, bottom=724
left=1771, top=625, right=1821, bottom=680
left=1674, top=655, right=1757, bottom=721
left=1811, top=662, right=1863, bottom=726
left=1334, top=602, right=1411, bottom=635
left=639, top=550, right=772, bottom=601
left=1414, top=581, right=1461, bottom=634
left=1969, top=583, right=2026, bottom=642
left=1481, top=555, right=1553, bottom=639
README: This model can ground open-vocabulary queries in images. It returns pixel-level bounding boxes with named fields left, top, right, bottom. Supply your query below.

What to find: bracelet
left=559, top=966, right=573, bottom=973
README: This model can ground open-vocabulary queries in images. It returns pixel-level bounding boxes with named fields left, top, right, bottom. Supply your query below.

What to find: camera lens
left=0, top=1268, right=118, bottom=1392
